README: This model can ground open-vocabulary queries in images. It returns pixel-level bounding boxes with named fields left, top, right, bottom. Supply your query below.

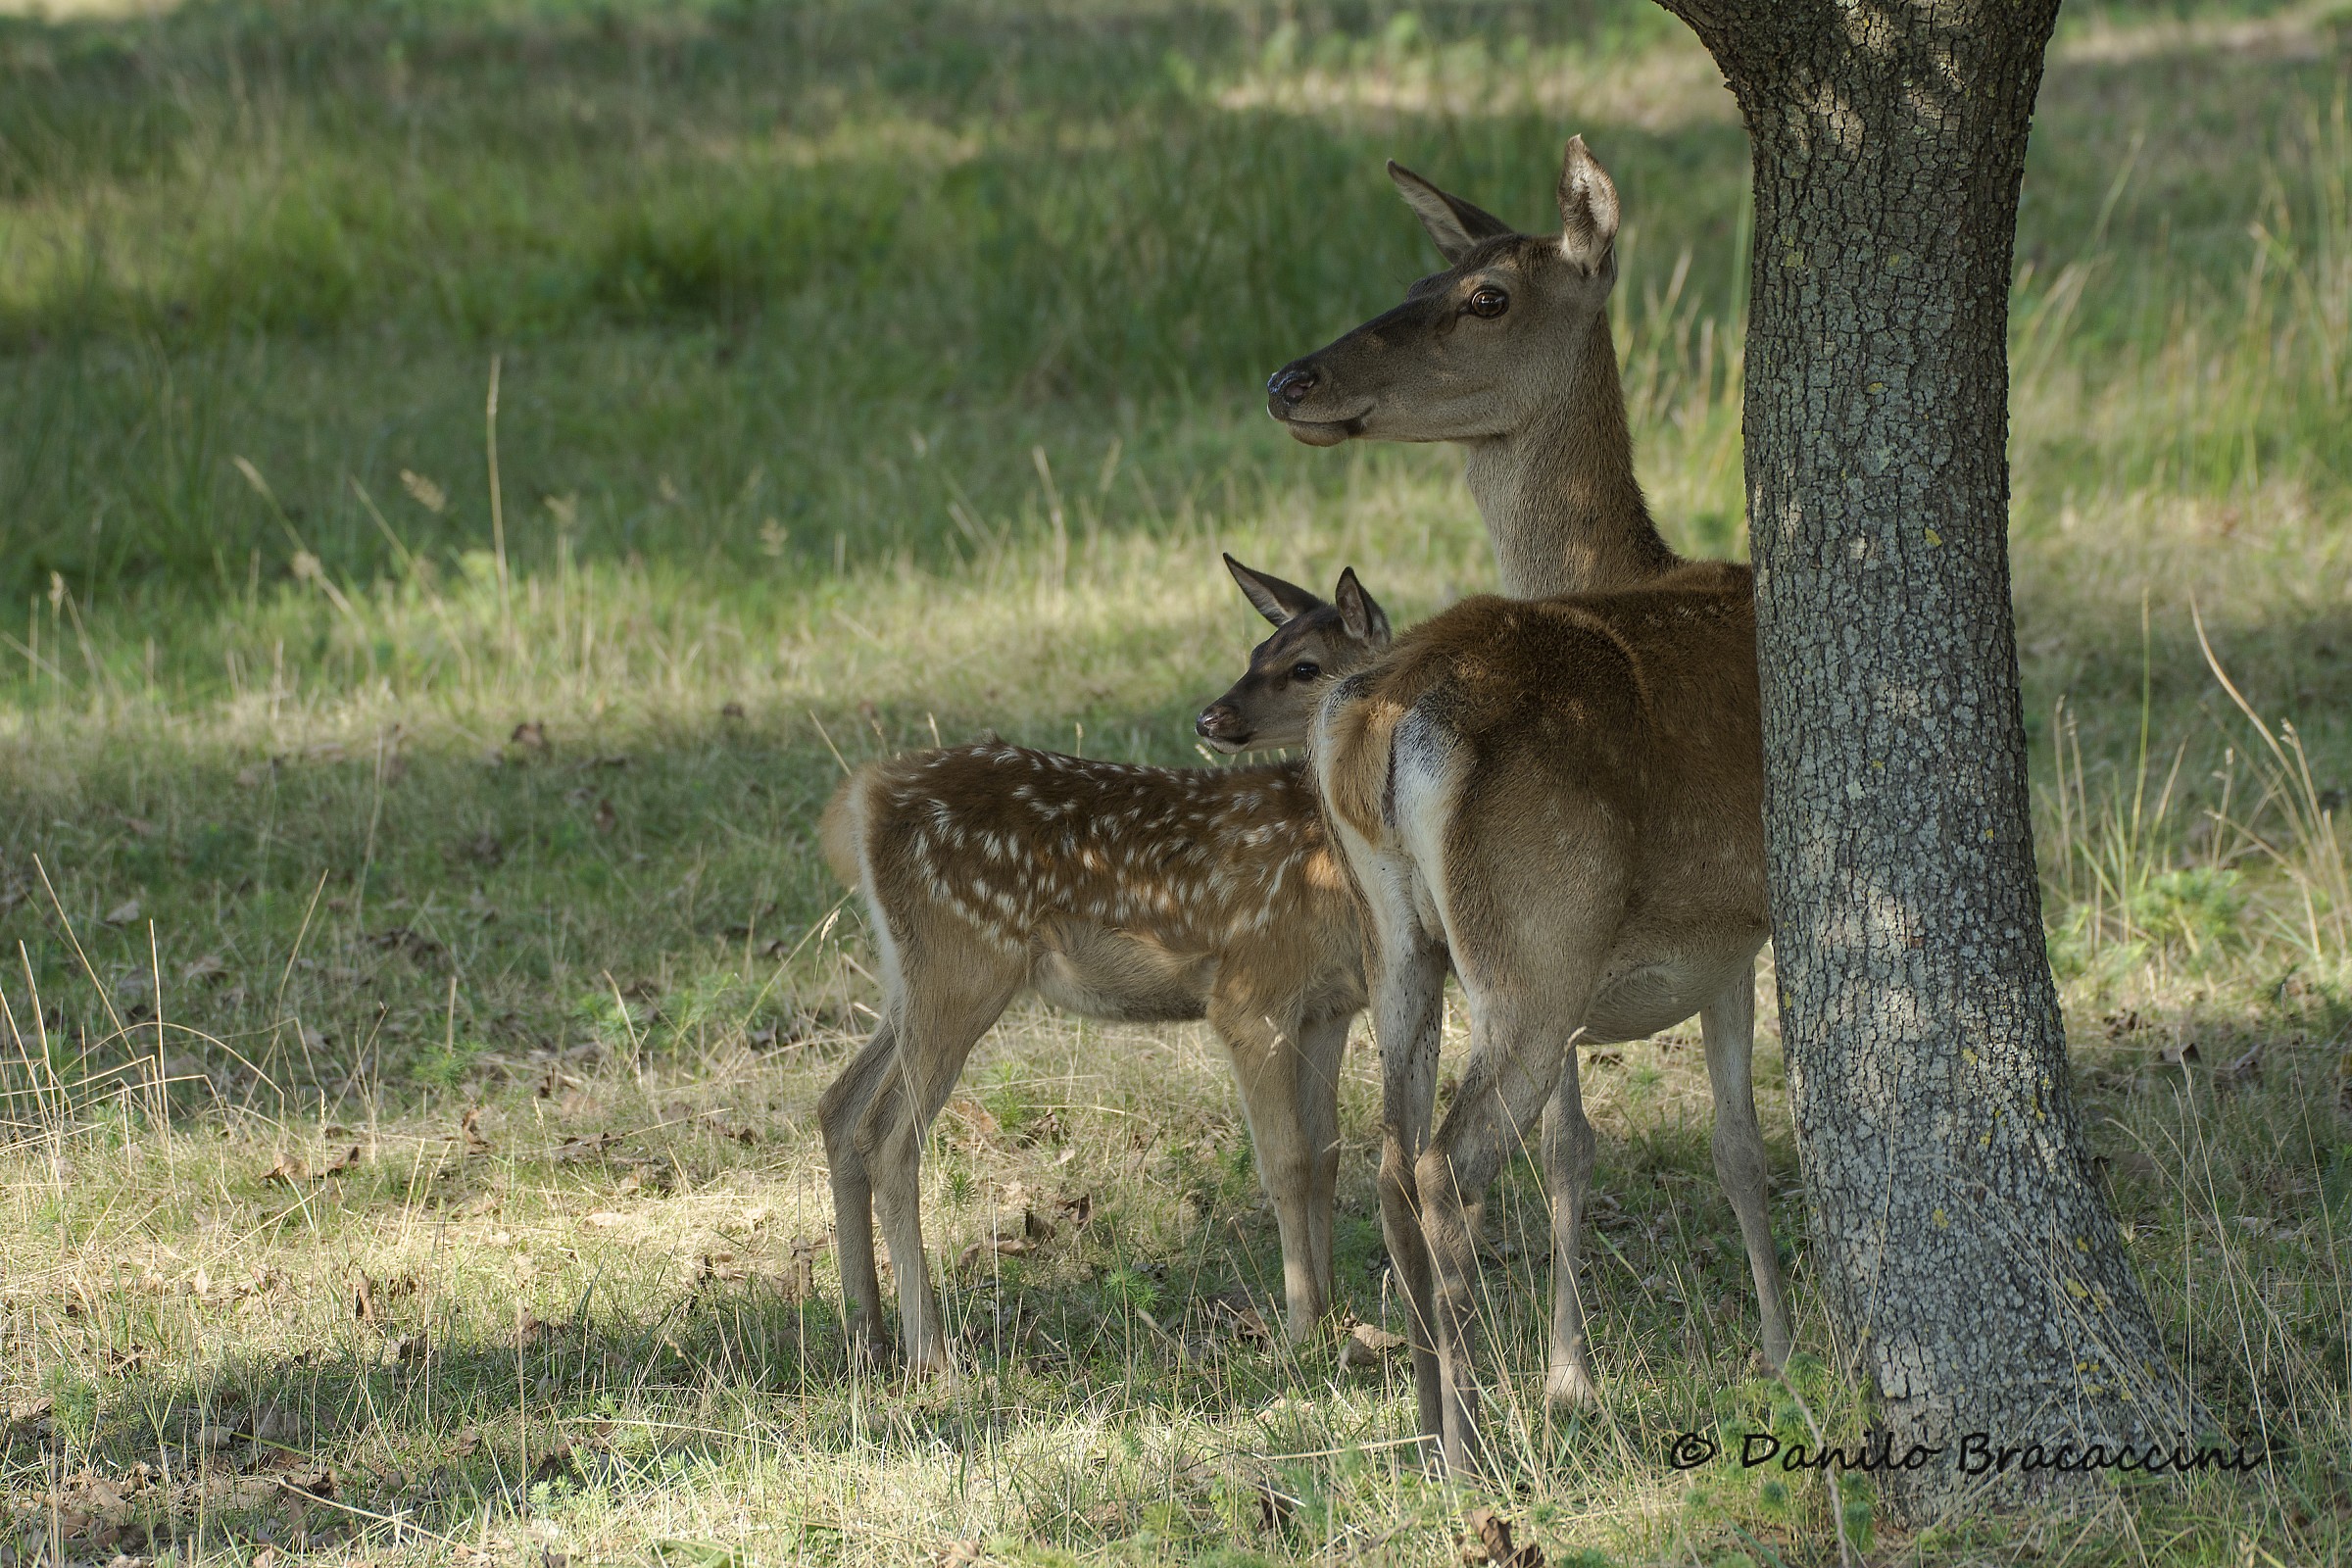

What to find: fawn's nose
left=1196, top=703, right=1248, bottom=744
left=1266, top=366, right=1318, bottom=408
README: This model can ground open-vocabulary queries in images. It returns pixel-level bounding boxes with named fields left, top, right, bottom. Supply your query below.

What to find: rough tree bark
left=1645, top=0, right=2191, bottom=1517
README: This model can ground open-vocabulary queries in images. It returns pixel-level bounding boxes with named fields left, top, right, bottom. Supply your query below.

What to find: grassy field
left=3, top=0, right=2351, bottom=1563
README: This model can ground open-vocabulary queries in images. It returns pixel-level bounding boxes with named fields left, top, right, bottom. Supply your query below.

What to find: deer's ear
left=1225, top=554, right=1324, bottom=626
left=1335, top=567, right=1392, bottom=646
left=1556, top=135, right=1620, bottom=273
left=1389, top=161, right=1514, bottom=265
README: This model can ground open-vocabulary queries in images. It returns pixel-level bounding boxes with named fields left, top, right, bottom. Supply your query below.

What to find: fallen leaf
left=320, top=1145, right=363, bottom=1177
left=453, top=1424, right=481, bottom=1457
left=592, top=798, right=618, bottom=834
left=1463, top=1505, right=1543, bottom=1568
left=531, top=1437, right=575, bottom=1484
left=280, top=1465, right=336, bottom=1498
left=944, top=1096, right=1003, bottom=1148
left=102, top=899, right=143, bottom=927
left=2158, top=1038, right=2200, bottom=1067
left=460, top=1106, right=494, bottom=1155
left=719, top=702, right=746, bottom=720
left=1225, top=1301, right=1274, bottom=1345
left=263, top=1155, right=308, bottom=1185
left=584, top=1211, right=625, bottom=1228
left=465, top=831, right=505, bottom=866
left=649, top=1543, right=745, bottom=1568
left=180, top=954, right=228, bottom=985
left=253, top=1404, right=305, bottom=1446
left=1338, top=1321, right=1406, bottom=1371
left=351, top=1273, right=380, bottom=1326
left=510, top=721, right=548, bottom=751
left=555, top=1132, right=623, bottom=1161
left=934, top=1543, right=985, bottom=1568
left=2222, top=1042, right=2263, bottom=1084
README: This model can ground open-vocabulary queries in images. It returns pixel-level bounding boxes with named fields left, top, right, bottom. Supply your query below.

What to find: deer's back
left=1315, top=577, right=1763, bottom=893
left=828, top=743, right=1357, bottom=993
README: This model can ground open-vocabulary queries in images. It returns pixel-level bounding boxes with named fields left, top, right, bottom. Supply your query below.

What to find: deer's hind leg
left=1700, top=966, right=1791, bottom=1368
left=817, top=1017, right=907, bottom=1363
left=858, top=947, right=1022, bottom=1380
left=1359, top=895, right=1447, bottom=1449
left=1541, top=1044, right=1601, bottom=1411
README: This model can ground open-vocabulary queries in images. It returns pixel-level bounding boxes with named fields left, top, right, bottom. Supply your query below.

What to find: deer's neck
left=1461, top=316, right=1678, bottom=599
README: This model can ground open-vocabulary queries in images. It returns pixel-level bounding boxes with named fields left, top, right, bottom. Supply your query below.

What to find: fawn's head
left=1265, top=136, right=1620, bottom=448
left=1197, top=556, right=1392, bottom=753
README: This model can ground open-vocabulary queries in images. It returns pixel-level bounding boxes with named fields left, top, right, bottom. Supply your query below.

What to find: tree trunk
left=1648, top=0, right=2190, bottom=1518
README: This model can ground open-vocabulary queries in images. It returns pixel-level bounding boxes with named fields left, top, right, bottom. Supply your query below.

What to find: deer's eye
left=1467, top=286, right=1509, bottom=318
left=1291, top=661, right=1322, bottom=681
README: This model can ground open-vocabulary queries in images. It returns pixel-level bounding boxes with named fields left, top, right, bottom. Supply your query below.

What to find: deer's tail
left=1310, top=675, right=1396, bottom=841
left=818, top=767, right=873, bottom=892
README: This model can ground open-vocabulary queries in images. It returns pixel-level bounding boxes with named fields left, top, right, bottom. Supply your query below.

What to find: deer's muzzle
left=1265, top=360, right=1367, bottom=445
left=1196, top=702, right=1251, bottom=753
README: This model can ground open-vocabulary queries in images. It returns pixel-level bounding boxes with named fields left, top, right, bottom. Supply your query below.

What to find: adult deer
left=1266, top=139, right=1790, bottom=1466
left=816, top=560, right=1390, bottom=1375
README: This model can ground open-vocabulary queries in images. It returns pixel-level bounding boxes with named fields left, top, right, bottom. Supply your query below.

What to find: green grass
left=3, top=0, right=2351, bottom=1563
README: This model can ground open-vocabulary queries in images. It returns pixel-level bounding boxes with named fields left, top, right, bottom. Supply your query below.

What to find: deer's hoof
left=1545, top=1362, right=1600, bottom=1410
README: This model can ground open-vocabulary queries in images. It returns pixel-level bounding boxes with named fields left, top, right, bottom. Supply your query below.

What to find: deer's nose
left=1196, top=704, right=1248, bottom=743
left=1267, top=366, right=1318, bottom=406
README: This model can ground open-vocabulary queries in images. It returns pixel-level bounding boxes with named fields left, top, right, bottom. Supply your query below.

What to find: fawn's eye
left=1467, top=286, right=1509, bottom=318
left=1291, top=661, right=1321, bottom=681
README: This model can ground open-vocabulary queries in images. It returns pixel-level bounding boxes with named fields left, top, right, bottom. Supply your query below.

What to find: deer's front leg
left=1700, top=965, right=1791, bottom=1369
left=1295, top=1009, right=1353, bottom=1331
left=1210, top=992, right=1327, bottom=1341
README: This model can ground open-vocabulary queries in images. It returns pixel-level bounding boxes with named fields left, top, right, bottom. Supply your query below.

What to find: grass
left=2, top=0, right=2351, bottom=1562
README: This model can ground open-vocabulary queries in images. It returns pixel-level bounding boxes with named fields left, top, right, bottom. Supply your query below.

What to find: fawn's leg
left=1296, top=1009, right=1353, bottom=1330
left=1700, top=965, right=1791, bottom=1368
left=816, top=1016, right=905, bottom=1361
left=1210, top=993, right=1327, bottom=1341
left=861, top=967, right=1019, bottom=1380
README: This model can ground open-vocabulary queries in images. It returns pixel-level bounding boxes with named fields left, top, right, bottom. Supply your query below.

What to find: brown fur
left=1268, top=136, right=1790, bottom=1468
left=816, top=567, right=1390, bottom=1374
left=1312, top=574, right=1789, bottom=1467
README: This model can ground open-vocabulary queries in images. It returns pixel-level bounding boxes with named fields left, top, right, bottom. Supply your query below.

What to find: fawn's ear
left=1334, top=567, right=1392, bottom=647
left=1389, top=161, right=1515, bottom=266
left=1225, top=553, right=1325, bottom=626
left=1556, top=135, right=1620, bottom=274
